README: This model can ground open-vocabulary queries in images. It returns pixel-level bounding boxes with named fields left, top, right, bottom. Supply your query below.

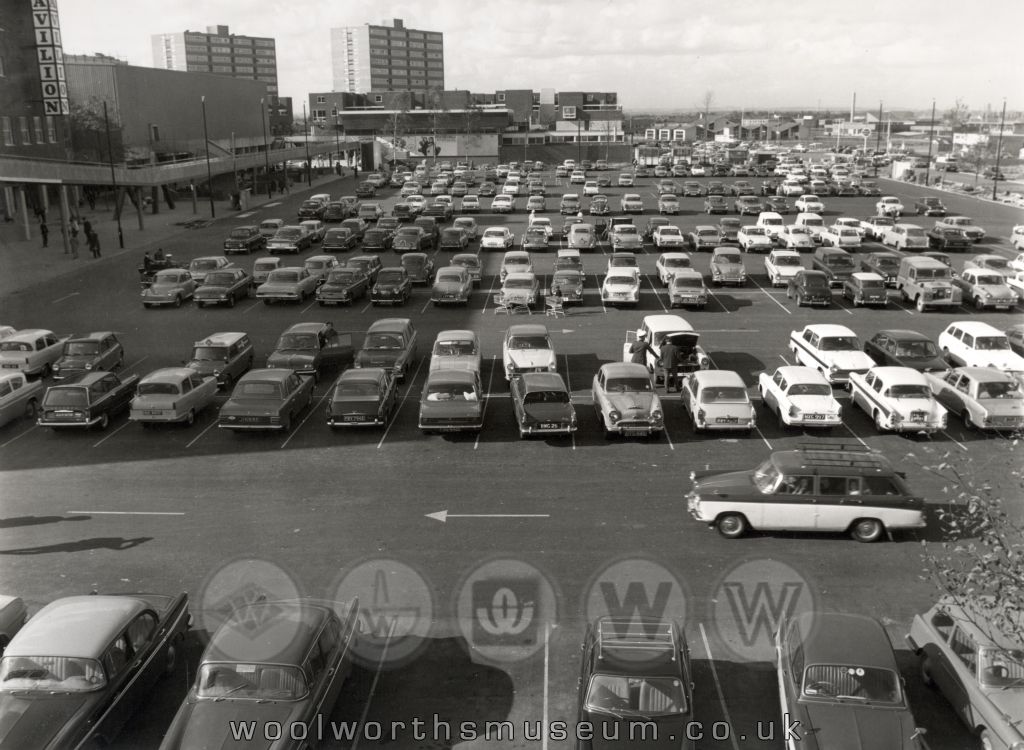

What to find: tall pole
left=102, top=100, right=124, bottom=248
left=260, top=97, right=271, bottom=198
left=577, top=119, right=581, bottom=163
left=992, top=98, right=1007, bottom=201
left=302, top=101, right=311, bottom=187
left=201, top=96, right=215, bottom=218
left=335, top=112, right=341, bottom=173
left=875, top=101, right=883, bottom=153
left=924, top=99, right=936, bottom=187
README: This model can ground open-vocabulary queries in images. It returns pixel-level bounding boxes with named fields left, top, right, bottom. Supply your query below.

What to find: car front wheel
left=716, top=513, right=748, bottom=539
left=850, top=518, right=884, bottom=543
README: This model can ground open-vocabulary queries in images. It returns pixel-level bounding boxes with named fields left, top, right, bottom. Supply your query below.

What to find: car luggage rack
left=795, top=440, right=890, bottom=469
left=597, top=618, right=677, bottom=657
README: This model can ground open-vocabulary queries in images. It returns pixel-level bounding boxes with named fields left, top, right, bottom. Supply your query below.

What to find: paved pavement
left=0, top=171, right=352, bottom=298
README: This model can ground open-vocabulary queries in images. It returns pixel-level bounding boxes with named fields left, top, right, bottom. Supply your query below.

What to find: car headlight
left=53, top=363, right=61, bottom=371
left=651, top=409, right=663, bottom=423
left=789, top=405, right=801, bottom=418
left=829, top=363, right=840, bottom=372
left=84, top=363, right=93, bottom=370
left=608, top=409, right=621, bottom=423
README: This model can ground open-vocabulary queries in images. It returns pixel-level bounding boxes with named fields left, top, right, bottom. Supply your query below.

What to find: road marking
left=779, top=354, right=793, bottom=365
left=300, top=298, right=317, bottom=314
left=235, top=211, right=257, bottom=218
left=832, top=295, right=855, bottom=315
left=425, top=510, right=551, bottom=522
left=0, top=424, right=37, bottom=449
left=563, top=353, right=576, bottom=450
left=662, top=420, right=675, bottom=451
left=51, top=292, right=80, bottom=304
left=645, top=275, right=668, bottom=312
left=185, top=418, right=219, bottom=448
left=699, top=622, right=741, bottom=750
left=474, top=355, right=498, bottom=450
left=67, top=510, right=186, bottom=516
left=264, top=201, right=282, bottom=208
left=378, top=357, right=425, bottom=449
left=92, top=420, right=131, bottom=448
left=753, top=425, right=773, bottom=449
left=280, top=387, right=332, bottom=449
left=839, top=423, right=870, bottom=448
left=419, top=298, right=432, bottom=314
left=940, top=430, right=968, bottom=451
left=891, top=298, right=916, bottom=316
left=594, top=276, right=607, bottom=314
left=707, top=289, right=731, bottom=313
left=123, top=356, right=149, bottom=372
left=242, top=299, right=261, bottom=314
left=481, top=272, right=498, bottom=312
left=350, top=618, right=396, bottom=750
left=360, top=300, right=373, bottom=313
left=749, top=278, right=791, bottom=313
left=542, top=622, right=551, bottom=750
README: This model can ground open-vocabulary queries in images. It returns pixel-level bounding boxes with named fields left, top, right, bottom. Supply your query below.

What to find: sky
left=58, top=0, right=1023, bottom=114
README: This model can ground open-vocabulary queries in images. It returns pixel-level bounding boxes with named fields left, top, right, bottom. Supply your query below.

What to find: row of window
left=1, top=116, right=58, bottom=147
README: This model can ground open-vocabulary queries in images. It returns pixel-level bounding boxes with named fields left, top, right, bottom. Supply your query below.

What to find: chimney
left=393, top=18, right=404, bottom=29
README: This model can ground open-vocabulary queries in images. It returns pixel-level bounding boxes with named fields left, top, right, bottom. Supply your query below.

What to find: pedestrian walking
left=353, top=165, right=359, bottom=178
left=82, top=218, right=93, bottom=238
left=88, top=230, right=101, bottom=258
left=68, top=222, right=80, bottom=259
left=660, top=336, right=680, bottom=392
left=39, top=220, right=49, bottom=248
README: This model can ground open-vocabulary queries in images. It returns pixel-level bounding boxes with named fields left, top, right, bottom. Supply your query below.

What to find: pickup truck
left=913, top=197, right=947, bottom=216
left=925, top=226, right=972, bottom=251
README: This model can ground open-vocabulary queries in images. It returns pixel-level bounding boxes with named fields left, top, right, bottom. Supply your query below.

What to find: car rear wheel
left=716, top=513, right=748, bottom=539
left=97, top=413, right=109, bottom=431
left=163, top=644, right=177, bottom=677
left=24, top=398, right=38, bottom=419
left=185, top=409, right=195, bottom=427
left=962, top=409, right=977, bottom=431
left=227, top=294, right=236, bottom=308
left=915, top=295, right=927, bottom=312
left=850, top=518, right=884, bottom=543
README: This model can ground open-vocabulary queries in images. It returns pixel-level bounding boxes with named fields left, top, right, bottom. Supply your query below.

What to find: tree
left=699, top=90, right=715, bottom=142
left=68, top=96, right=124, bottom=163
left=919, top=447, right=1024, bottom=654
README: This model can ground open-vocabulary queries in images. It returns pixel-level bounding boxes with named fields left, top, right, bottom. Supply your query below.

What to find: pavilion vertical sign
left=33, top=0, right=69, bottom=116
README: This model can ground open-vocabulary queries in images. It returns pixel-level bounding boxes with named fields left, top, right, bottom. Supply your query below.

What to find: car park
left=326, top=368, right=398, bottom=428
left=343, top=255, right=382, bottom=285
left=430, top=266, right=473, bottom=306
left=709, top=247, right=746, bottom=286
left=790, top=324, right=873, bottom=383
left=592, top=363, right=663, bottom=437
left=849, top=366, right=948, bottom=434
left=758, top=365, right=842, bottom=428
left=938, top=322, right=1024, bottom=380
left=141, top=269, right=197, bottom=308
left=222, top=225, right=266, bottom=254
left=355, top=318, right=417, bottom=381
left=896, top=256, right=963, bottom=311
left=255, top=266, right=318, bottom=304
left=687, top=444, right=926, bottom=541
left=429, top=330, right=481, bottom=374
left=924, top=367, right=1024, bottom=431
left=954, top=268, right=1017, bottom=311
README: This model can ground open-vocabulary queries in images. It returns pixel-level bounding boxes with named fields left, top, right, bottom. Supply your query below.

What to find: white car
left=601, top=273, right=641, bottom=306
left=606, top=252, right=640, bottom=277
left=925, top=367, right=1024, bottom=431
left=528, top=215, right=553, bottom=239
left=848, top=366, right=948, bottom=435
left=833, top=217, right=866, bottom=237
left=757, top=366, right=843, bottom=428
left=502, top=324, right=556, bottom=380
left=789, top=324, right=874, bottom=384
left=667, top=270, right=708, bottom=309
left=129, top=367, right=219, bottom=425
left=882, top=223, right=928, bottom=251
left=764, top=249, right=803, bottom=287
left=491, top=195, right=514, bottom=213
left=819, top=225, right=862, bottom=249
left=1011, top=226, right=1024, bottom=253
left=569, top=170, right=586, bottom=184
left=936, top=215, right=985, bottom=242
left=1005, top=270, right=1024, bottom=303
left=430, top=329, right=482, bottom=374
left=452, top=217, right=478, bottom=240
left=583, top=180, right=600, bottom=196
left=619, top=193, right=644, bottom=213
left=937, top=322, right=1024, bottom=382
left=299, top=219, right=327, bottom=243
left=777, top=225, right=815, bottom=251
left=591, top=362, right=663, bottom=437
left=680, top=370, right=756, bottom=432
left=955, top=269, right=1017, bottom=311
left=793, top=213, right=826, bottom=243
left=737, top=226, right=773, bottom=253
left=499, top=272, right=540, bottom=308
left=499, top=250, right=533, bottom=281
left=755, top=211, right=785, bottom=240
left=779, top=180, right=804, bottom=197
left=655, top=252, right=692, bottom=285
left=689, top=165, right=706, bottom=177
left=876, top=196, right=904, bottom=217
left=652, top=225, right=687, bottom=249
left=481, top=226, right=514, bottom=251
left=0, top=329, right=71, bottom=377
left=860, top=215, right=896, bottom=241
left=794, top=195, right=825, bottom=213
left=621, top=315, right=711, bottom=379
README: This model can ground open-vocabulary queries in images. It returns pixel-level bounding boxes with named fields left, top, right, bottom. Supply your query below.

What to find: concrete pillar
left=17, top=186, right=31, bottom=241
left=58, top=185, right=71, bottom=254
left=2, top=186, right=14, bottom=221
left=151, top=186, right=160, bottom=214
left=191, top=184, right=198, bottom=214
left=70, top=185, right=81, bottom=218
left=134, top=188, right=145, bottom=230
left=39, top=184, right=50, bottom=217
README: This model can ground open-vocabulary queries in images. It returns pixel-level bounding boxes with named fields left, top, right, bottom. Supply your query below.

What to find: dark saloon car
left=322, top=226, right=359, bottom=252
left=439, top=227, right=469, bottom=252
left=217, top=368, right=314, bottom=431
left=297, top=199, right=325, bottom=220
left=418, top=368, right=483, bottom=433
left=51, top=332, right=123, bottom=381
left=371, top=267, right=413, bottom=306
left=158, top=600, right=359, bottom=750
left=860, top=251, right=902, bottom=286
left=577, top=617, right=695, bottom=750
left=430, top=266, right=473, bottom=306
left=322, top=201, right=351, bottom=223
left=510, top=371, right=577, bottom=438
left=326, top=368, right=398, bottom=427
left=0, top=593, right=190, bottom=750
left=451, top=253, right=482, bottom=286
left=194, top=268, right=252, bottom=308
left=401, top=252, right=435, bottom=284
left=38, top=371, right=139, bottom=430
left=392, top=226, right=431, bottom=254
left=354, top=181, right=377, bottom=198
left=762, top=195, right=790, bottom=214
left=786, top=269, right=832, bottom=307
left=776, top=612, right=926, bottom=750
left=864, top=329, right=949, bottom=372
left=316, top=267, right=369, bottom=306
left=361, top=228, right=392, bottom=253
left=344, top=255, right=382, bottom=285
left=266, top=322, right=353, bottom=381
left=223, top=225, right=267, bottom=254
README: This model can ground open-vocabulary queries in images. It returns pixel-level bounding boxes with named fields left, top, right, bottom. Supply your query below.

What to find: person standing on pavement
left=39, top=219, right=49, bottom=248
left=660, top=336, right=680, bottom=392
left=68, top=220, right=80, bottom=259
left=88, top=228, right=101, bottom=258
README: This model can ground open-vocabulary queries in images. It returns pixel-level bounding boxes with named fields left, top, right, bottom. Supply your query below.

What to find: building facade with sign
left=0, top=0, right=69, bottom=159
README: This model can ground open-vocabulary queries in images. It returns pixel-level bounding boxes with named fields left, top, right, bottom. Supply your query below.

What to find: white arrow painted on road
left=426, top=510, right=550, bottom=523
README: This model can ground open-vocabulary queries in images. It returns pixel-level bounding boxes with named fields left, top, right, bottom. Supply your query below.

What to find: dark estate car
left=316, top=267, right=370, bottom=306
left=914, top=196, right=948, bottom=216
left=322, top=201, right=351, bottom=223
left=864, top=329, right=949, bottom=372
left=786, top=269, right=832, bottom=307
left=38, top=371, right=139, bottom=430
left=577, top=617, right=695, bottom=750
left=926, top=227, right=972, bottom=251
left=510, top=371, right=577, bottom=438
left=762, top=195, right=790, bottom=214
left=360, top=228, right=391, bottom=253
left=812, top=247, right=857, bottom=287
left=223, top=225, right=267, bottom=254
left=327, top=368, right=398, bottom=427
left=860, top=251, right=902, bottom=286
left=355, top=318, right=418, bottom=382
left=412, top=217, right=440, bottom=249
left=322, top=227, right=359, bottom=252
left=0, top=593, right=190, bottom=750
left=401, top=252, right=435, bottom=284
left=371, top=267, right=413, bottom=306
left=266, top=322, right=353, bottom=381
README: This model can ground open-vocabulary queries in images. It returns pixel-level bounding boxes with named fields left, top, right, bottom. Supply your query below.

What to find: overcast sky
left=60, top=0, right=1022, bottom=114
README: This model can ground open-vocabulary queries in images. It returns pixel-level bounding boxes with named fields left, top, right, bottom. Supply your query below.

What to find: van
left=896, top=256, right=963, bottom=311
left=794, top=212, right=826, bottom=243
left=755, top=211, right=785, bottom=239
left=186, top=332, right=254, bottom=388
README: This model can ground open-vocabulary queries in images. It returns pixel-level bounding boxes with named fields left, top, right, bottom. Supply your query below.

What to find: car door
left=102, top=374, right=132, bottom=414
left=929, top=625, right=976, bottom=726
left=935, top=373, right=967, bottom=413
left=322, top=331, right=354, bottom=371
left=763, top=474, right=817, bottom=530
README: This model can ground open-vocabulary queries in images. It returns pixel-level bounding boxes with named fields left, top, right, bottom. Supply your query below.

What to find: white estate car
left=876, top=196, right=905, bottom=217
left=0, top=329, right=71, bottom=378
left=680, top=370, right=756, bottom=432
left=481, top=226, right=515, bottom=251
left=937, top=322, right=1024, bottom=383
left=925, top=367, right=1024, bottom=432
left=777, top=225, right=815, bottom=251
left=789, top=324, right=874, bottom=384
left=128, top=367, right=219, bottom=425
left=653, top=225, right=687, bottom=249
left=601, top=273, right=640, bottom=306
left=655, top=252, right=693, bottom=285
left=502, top=324, right=557, bottom=380
left=621, top=315, right=711, bottom=380
left=819, top=225, right=862, bottom=249
left=429, top=329, right=482, bottom=375
left=591, top=362, right=663, bottom=437
left=755, top=211, right=785, bottom=240
left=737, top=226, right=773, bottom=253
left=1012, top=226, right=1024, bottom=253
left=764, top=249, right=803, bottom=286
left=757, top=365, right=843, bottom=428
left=1005, top=270, right=1024, bottom=303
left=848, top=366, right=948, bottom=435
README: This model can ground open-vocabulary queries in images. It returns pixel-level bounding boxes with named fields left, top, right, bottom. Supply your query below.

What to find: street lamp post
left=260, top=97, right=272, bottom=198
left=924, top=99, right=936, bottom=187
left=200, top=96, right=215, bottom=218
left=576, top=119, right=581, bottom=163
left=335, top=112, right=341, bottom=175
left=302, top=101, right=312, bottom=187
left=102, top=100, right=124, bottom=248
left=991, top=98, right=1007, bottom=201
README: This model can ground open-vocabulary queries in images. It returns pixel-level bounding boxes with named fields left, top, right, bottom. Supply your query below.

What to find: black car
left=863, top=329, right=949, bottom=372
left=361, top=228, right=392, bottom=252
left=322, top=227, right=358, bottom=252
left=412, top=217, right=440, bottom=249
left=859, top=251, right=901, bottom=286
left=392, top=226, right=432, bottom=253
left=422, top=201, right=453, bottom=221
left=761, top=196, right=790, bottom=214
left=354, top=181, right=377, bottom=198
left=322, top=202, right=350, bottom=223
left=371, top=267, right=413, bottom=306
left=914, top=197, right=947, bottom=216
left=223, top=225, right=267, bottom=254
left=577, top=617, right=695, bottom=750
left=297, top=199, right=325, bottom=220
left=786, top=269, right=832, bottom=307
left=439, top=227, right=469, bottom=252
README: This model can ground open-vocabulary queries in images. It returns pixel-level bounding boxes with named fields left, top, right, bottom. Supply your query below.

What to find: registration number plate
left=343, top=415, right=365, bottom=422
left=621, top=427, right=649, bottom=435
left=805, top=414, right=825, bottom=420
left=716, top=417, right=738, bottom=424
left=144, top=410, right=165, bottom=416
left=2, top=364, right=18, bottom=369
left=539, top=423, right=560, bottom=430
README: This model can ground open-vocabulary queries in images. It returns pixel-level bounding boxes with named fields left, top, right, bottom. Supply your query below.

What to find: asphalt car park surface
left=1, top=162, right=1022, bottom=749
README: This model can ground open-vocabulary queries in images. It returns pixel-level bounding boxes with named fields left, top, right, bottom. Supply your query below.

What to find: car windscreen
left=858, top=278, right=885, bottom=289
left=802, top=664, right=901, bottom=704
left=204, top=272, right=237, bottom=286
left=975, top=274, right=1006, bottom=285
left=509, top=336, right=551, bottom=350
left=886, top=384, right=931, bottom=399
left=236, top=382, right=282, bottom=398
left=606, top=276, right=637, bottom=286
left=775, top=256, right=801, bottom=266
left=229, top=229, right=253, bottom=239
left=376, top=271, right=406, bottom=284
left=191, top=346, right=228, bottom=361
left=326, top=270, right=359, bottom=285
left=0, top=655, right=106, bottom=692
left=483, top=230, right=506, bottom=238
left=335, top=381, right=380, bottom=399
left=504, top=278, right=535, bottom=289
left=196, top=663, right=308, bottom=700
left=523, top=389, right=568, bottom=404
left=665, top=257, right=691, bottom=268
left=700, top=386, right=748, bottom=403
left=819, top=336, right=859, bottom=351
left=364, top=334, right=404, bottom=350
left=266, top=271, right=300, bottom=284
left=787, top=383, right=832, bottom=397
left=325, top=230, right=351, bottom=240
left=434, top=341, right=476, bottom=356
left=273, top=229, right=301, bottom=240
left=585, top=675, right=686, bottom=716
left=137, top=382, right=181, bottom=396
left=64, top=341, right=101, bottom=355
left=915, top=268, right=950, bottom=279
left=672, top=277, right=704, bottom=289
left=275, top=333, right=318, bottom=350
left=425, top=383, right=478, bottom=401
left=714, top=254, right=742, bottom=265
left=191, top=259, right=220, bottom=271
left=605, top=377, right=652, bottom=392
left=42, top=387, right=89, bottom=407
left=975, top=336, right=1010, bottom=350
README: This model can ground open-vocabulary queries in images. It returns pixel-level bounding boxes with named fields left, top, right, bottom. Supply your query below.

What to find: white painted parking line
left=779, top=354, right=793, bottom=365
left=940, top=430, right=968, bottom=451
left=0, top=424, right=37, bottom=449
left=68, top=510, right=186, bottom=516
left=662, top=420, right=675, bottom=451
left=839, top=424, right=870, bottom=448
left=92, top=420, right=131, bottom=448
left=264, top=201, right=282, bottom=208
left=419, top=298, right=432, bottom=314
left=360, top=300, right=373, bottom=313
left=123, top=356, right=149, bottom=372
left=644, top=275, right=668, bottom=312
left=594, top=277, right=607, bottom=314
left=481, top=273, right=498, bottom=312
left=280, top=388, right=332, bottom=449
left=378, top=358, right=426, bottom=449
left=831, top=296, right=855, bottom=315
left=235, top=211, right=257, bottom=218
left=562, top=354, right=576, bottom=450
left=749, top=278, right=791, bottom=313
left=474, top=355, right=498, bottom=450
left=753, top=425, right=773, bottom=449
left=350, top=618, right=397, bottom=750
left=891, top=298, right=916, bottom=316
left=242, top=299, right=261, bottom=314
left=185, top=418, right=219, bottom=448
left=51, top=292, right=80, bottom=304
left=698, top=622, right=742, bottom=750
left=300, top=299, right=317, bottom=314
left=707, top=290, right=731, bottom=313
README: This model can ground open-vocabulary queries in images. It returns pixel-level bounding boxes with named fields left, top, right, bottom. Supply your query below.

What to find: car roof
left=645, top=314, right=695, bottom=332
left=692, top=370, right=745, bottom=386
left=68, top=331, right=116, bottom=342
left=505, top=272, right=536, bottom=282
left=426, top=368, right=477, bottom=385
left=283, top=322, right=329, bottom=335
left=945, top=321, right=1003, bottom=335
left=851, top=272, right=884, bottom=281
left=672, top=269, right=704, bottom=280
left=305, top=255, right=334, bottom=262
left=140, top=367, right=203, bottom=383
left=436, top=329, right=477, bottom=341
left=804, top=324, right=856, bottom=337
left=875, top=329, right=931, bottom=341
left=694, top=224, right=716, bottom=231
left=337, top=368, right=388, bottom=383
left=790, top=612, right=895, bottom=669
left=773, top=365, right=826, bottom=382
left=712, top=247, right=741, bottom=255
left=367, top=318, right=412, bottom=332
left=508, top=324, right=549, bottom=336
left=6, top=595, right=150, bottom=659
left=592, top=617, right=681, bottom=676
left=206, top=602, right=331, bottom=666
left=600, top=362, right=651, bottom=377
left=240, top=368, right=295, bottom=383
left=659, top=252, right=690, bottom=259
left=194, top=331, right=248, bottom=346
left=772, top=446, right=896, bottom=475
left=869, top=366, right=929, bottom=384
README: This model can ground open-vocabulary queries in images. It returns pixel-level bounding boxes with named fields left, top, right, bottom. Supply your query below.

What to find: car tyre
left=41, top=363, right=52, bottom=379
left=184, top=409, right=195, bottom=427
left=163, top=644, right=177, bottom=677
left=962, top=409, right=977, bottom=431
left=980, top=730, right=996, bottom=750
left=716, top=513, right=748, bottom=539
left=850, top=518, right=884, bottom=543
left=97, top=413, right=109, bottom=431
left=173, top=295, right=182, bottom=308
left=24, top=398, right=38, bottom=419
left=974, top=296, right=986, bottom=311
left=227, top=294, right=236, bottom=308
left=920, top=656, right=936, bottom=687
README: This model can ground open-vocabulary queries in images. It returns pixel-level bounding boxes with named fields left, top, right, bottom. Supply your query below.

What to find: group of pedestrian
left=629, top=330, right=682, bottom=392
left=61, top=217, right=101, bottom=259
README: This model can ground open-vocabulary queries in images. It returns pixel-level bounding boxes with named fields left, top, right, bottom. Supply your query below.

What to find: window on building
left=391, top=40, right=406, bottom=47
left=426, top=52, right=443, bottom=59
left=33, top=116, right=44, bottom=143
left=18, top=116, right=30, bottom=144
left=254, top=39, right=275, bottom=48
left=314, top=109, right=326, bottom=120
left=211, top=46, right=232, bottom=54
left=374, top=95, right=383, bottom=103
left=234, top=65, right=253, bottom=73
left=1, top=117, right=13, bottom=146
left=211, top=36, right=230, bottom=44
left=211, top=65, right=232, bottom=73
left=186, top=54, right=208, bottom=64
left=211, top=56, right=231, bottom=63
left=497, top=93, right=506, bottom=102
left=317, top=95, right=326, bottom=103
left=46, top=116, right=57, bottom=143
left=426, top=42, right=443, bottom=50
left=186, top=45, right=208, bottom=54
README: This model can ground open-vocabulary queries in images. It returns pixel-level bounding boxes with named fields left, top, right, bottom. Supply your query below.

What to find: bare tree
left=386, top=104, right=411, bottom=168
left=700, top=90, right=715, bottom=142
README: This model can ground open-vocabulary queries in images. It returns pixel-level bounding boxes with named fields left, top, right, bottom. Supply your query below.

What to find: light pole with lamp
left=260, top=97, right=272, bottom=198
left=200, top=96, right=215, bottom=218
left=334, top=111, right=341, bottom=175
left=102, top=101, right=124, bottom=247
left=302, top=101, right=312, bottom=187
left=991, top=98, right=1007, bottom=201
